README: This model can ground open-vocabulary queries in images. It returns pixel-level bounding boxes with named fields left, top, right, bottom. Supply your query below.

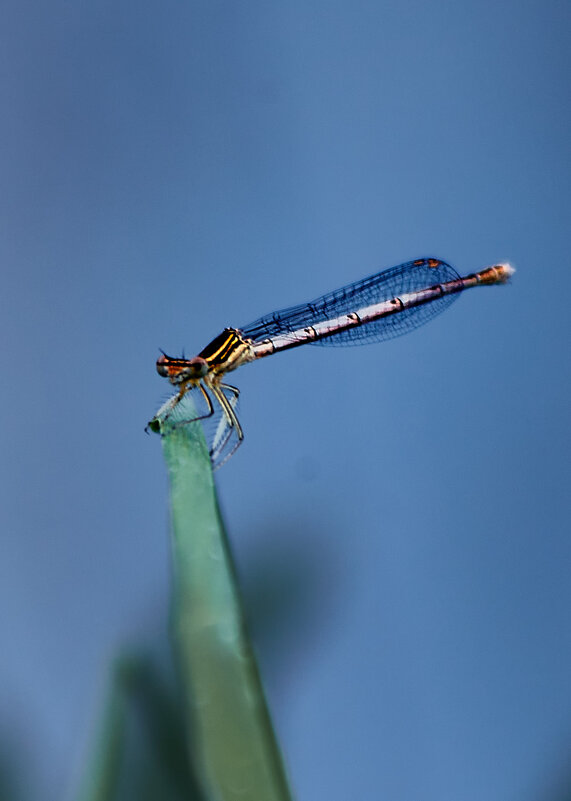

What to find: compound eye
left=156, top=354, right=170, bottom=377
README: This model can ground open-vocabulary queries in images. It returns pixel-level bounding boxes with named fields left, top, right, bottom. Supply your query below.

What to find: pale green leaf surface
left=157, top=414, right=293, bottom=801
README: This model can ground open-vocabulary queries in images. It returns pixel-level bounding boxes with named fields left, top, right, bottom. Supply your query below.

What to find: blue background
left=2, top=1, right=570, bottom=799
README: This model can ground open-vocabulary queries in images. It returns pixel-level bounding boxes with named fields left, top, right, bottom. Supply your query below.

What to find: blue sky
left=1, top=1, right=570, bottom=799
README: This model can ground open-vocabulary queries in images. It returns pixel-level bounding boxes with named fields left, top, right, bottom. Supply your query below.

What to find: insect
left=148, top=257, right=514, bottom=467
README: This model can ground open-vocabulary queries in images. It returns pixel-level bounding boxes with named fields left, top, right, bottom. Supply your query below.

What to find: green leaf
left=76, top=653, right=204, bottom=801
left=157, top=414, right=293, bottom=801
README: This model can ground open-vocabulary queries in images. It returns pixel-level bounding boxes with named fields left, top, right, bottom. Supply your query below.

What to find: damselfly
left=148, top=257, right=514, bottom=466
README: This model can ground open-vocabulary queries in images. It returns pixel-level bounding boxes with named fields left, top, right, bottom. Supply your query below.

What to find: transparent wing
left=155, top=384, right=242, bottom=469
left=240, top=257, right=461, bottom=346
left=153, top=384, right=241, bottom=469
left=208, top=385, right=241, bottom=469
left=151, top=384, right=213, bottom=427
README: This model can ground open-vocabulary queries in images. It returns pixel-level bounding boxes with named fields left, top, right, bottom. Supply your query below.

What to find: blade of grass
left=75, top=658, right=127, bottom=801
left=75, top=653, right=205, bottom=801
left=156, top=414, right=293, bottom=801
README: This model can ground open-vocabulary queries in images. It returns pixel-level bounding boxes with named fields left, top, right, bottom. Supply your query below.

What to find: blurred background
left=1, top=1, right=570, bottom=799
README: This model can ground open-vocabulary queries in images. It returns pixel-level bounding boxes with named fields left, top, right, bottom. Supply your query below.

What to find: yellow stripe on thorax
left=199, top=328, right=253, bottom=374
